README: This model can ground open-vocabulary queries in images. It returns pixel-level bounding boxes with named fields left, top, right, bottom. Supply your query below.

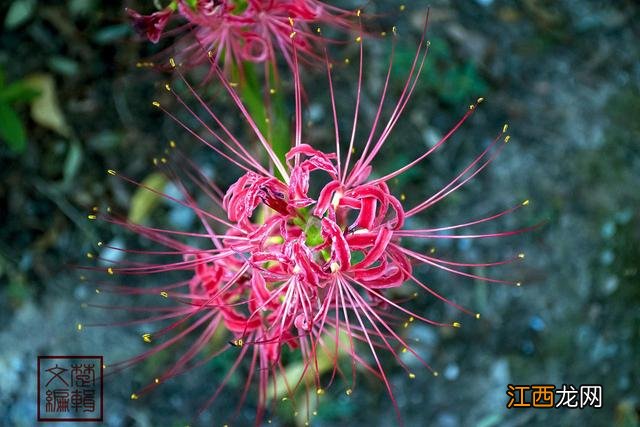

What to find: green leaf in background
left=0, top=81, right=41, bottom=104
left=239, top=62, right=290, bottom=179
left=68, top=0, right=97, bottom=18
left=0, top=101, right=27, bottom=153
left=415, top=37, right=489, bottom=106
left=4, top=0, right=36, bottom=30
left=92, top=24, right=131, bottom=45
left=48, top=56, right=80, bottom=78
left=128, top=172, right=168, bottom=224
left=23, top=73, right=70, bottom=137
left=63, top=141, right=83, bottom=186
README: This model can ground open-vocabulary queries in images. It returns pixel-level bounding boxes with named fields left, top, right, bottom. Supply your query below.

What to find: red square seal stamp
left=37, top=356, right=103, bottom=422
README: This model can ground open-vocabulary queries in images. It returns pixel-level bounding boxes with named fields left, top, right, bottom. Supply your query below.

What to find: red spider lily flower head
left=84, top=16, right=536, bottom=426
left=128, top=0, right=358, bottom=76
left=126, top=7, right=174, bottom=44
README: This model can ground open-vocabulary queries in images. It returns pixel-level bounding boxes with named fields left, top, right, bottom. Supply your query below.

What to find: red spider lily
left=84, top=17, right=536, bottom=426
left=127, top=0, right=357, bottom=75
left=127, top=6, right=173, bottom=43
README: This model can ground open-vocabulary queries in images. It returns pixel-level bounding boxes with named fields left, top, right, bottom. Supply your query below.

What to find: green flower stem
left=238, top=62, right=291, bottom=181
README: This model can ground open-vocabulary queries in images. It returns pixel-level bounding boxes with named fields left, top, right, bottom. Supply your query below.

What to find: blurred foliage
left=0, top=68, right=41, bottom=153
left=391, top=36, right=489, bottom=106
left=421, top=37, right=489, bottom=106
left=128, top=172, right=168, bottom=224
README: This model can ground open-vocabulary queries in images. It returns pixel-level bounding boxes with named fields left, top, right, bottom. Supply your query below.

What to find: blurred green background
left=0, top=1, right=638, bottom=426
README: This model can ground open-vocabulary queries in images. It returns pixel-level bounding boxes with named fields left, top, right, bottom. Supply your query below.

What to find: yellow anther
left=355, top=36, right=362, bottom=43
left=230, top=338, right=244, bottom=347
left=430, top=247, right=436, bottom=254
left=269, top=88, right=276, bottom=94
left=95, top=289, right=100, bottom=294
left=400, top=193, right=406, bottom=201
left=400, top=4, right=406, bottom=11
left=504, top=135, right=511, bottom=143
left=142, top=333, right=152, bottom=343
left=345, top=388, right=352, bottom=395
left=433, top=371, right=439, bottom=377
left=160, top=291, right=169, bottom=298
left=79, top=275, right=86, bottom=281
left=330, top=191, right=343, bottom=209
left=413, top=292, right=418, bottom=298
left=469, top=104, right=475, bottom=110
left=154, top=378, right=160, bottom=384
left=130, top=393, right=138, bottom=400
left=316, top=27, right=321, bottom=33
left=165, top=83, right=171, bottom=91
left=288, top=17, right=294, bottom=27
left=207, top=50, right=213, bottom=58
left=344, top=58, right=350, bottom=64
left=80, top=302, right=88, bottom=308
left=97, top=241, right=103, bottom=246
left=516, top=282, right=522, bottom=287
left=313, top=411, right=317, bottom=416
left=229, top=82, right=238, bottom=87
left=409, top=316, right=415, bottom=322
left=522, top=199, right=530, bottom=206
left=102, top=364, right=106, bottom=369
left=475, top=313, right=481, bottom=319
left=87, top=214, right=97, bottom=220
left=477, top=97, right=484, bottom=103
left=282, top=397, right=288, bottom=401
left=92, top=206, right=99, bottom=212
left=409, top=373, right=416, bottom=379
left=452, top=321, right=462, bottom=328
left=107, top=169, right=116, bottom=176
left=160, top=157, right=167, bottom=164
left=289, top=31, right=297, bottom=39
left=518, top=253, right=525, bottom=259
left=356, top=9, right=361, bottom=17
left=381, top=31, right=387, bottom=36
left=503, top=123, right=509, bottom=133
left=403, top=322, right=409, bottom=328
left=169, top=140, right=176, bottom=148
left=153, top=158, right=158, bottom=166
left=401, top=347, right=407, bottom=353
left=107, top=267, right=114, bottom=275
left=86, top=252, right=94, bottom=259
left=330, top=262, right=340, bottom=273
left=77, top=323, right=83, bottom=331
left=316, top=388, right=324, bottom=395
left=152, top=101, right=160, bottom=107
left=107, top=207, right=111, bottom=213
left=169, top=57, right=176, bottom=68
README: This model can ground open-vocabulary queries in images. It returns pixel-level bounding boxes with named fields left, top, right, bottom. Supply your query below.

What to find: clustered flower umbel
left=127, top=0, right=355, bottom=73
left=86, top=8, right=534, bottom=426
